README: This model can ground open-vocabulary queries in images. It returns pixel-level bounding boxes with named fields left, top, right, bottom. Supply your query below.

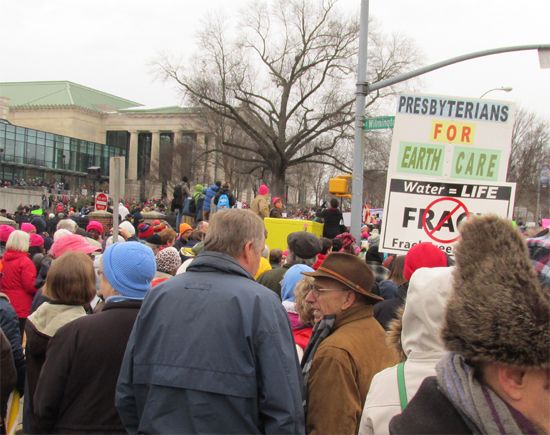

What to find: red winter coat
left=0, top=250, right=37, bottom=318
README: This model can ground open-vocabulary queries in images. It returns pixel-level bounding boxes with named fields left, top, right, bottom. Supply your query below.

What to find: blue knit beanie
left=281, top=264, right=314, bottom=302
left=102, top=241, right=156, bottom=299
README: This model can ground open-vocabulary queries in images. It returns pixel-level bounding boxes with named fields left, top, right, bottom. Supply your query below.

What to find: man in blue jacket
left=116, top=209, right=305, bottom=434
left=202, top=180, right=221, bottom=221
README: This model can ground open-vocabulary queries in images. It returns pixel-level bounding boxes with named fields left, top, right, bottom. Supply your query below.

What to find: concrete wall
left=0, top=187, right=46, bottom=211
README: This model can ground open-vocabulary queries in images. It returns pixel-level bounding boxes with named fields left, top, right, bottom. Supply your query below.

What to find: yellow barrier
left=264, top=218, right=324, bottom=251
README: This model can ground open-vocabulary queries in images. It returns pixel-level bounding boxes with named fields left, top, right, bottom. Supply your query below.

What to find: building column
left=150, top=130, right=160, bottom=180
left=128, top=130, right=138, bottom=180
left=197, top=133, right=207, bottom=184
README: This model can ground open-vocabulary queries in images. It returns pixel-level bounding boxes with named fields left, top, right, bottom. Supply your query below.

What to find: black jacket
left=316, top=207, right=343, bottom=239
left=0, top=294, right=25, bottom=393
left=33, top=300, right=141, bottom=434
left=390, top=377, right=474, bottom=434
left=374, top=283, right=408, bottom=330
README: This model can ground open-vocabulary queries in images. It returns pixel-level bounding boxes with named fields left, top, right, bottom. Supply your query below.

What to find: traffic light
left=329, top=174, right=352, bottom=197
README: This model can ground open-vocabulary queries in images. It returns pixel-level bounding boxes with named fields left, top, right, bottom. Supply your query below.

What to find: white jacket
left=358, top=266, right=454, bottom=435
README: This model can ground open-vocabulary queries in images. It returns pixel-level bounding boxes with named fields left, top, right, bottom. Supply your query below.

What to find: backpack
left=188, top=197, right=197, bottom=215
left=217, top=193, right=230, bottom=209
left=173, top=184, right=183, bottom=201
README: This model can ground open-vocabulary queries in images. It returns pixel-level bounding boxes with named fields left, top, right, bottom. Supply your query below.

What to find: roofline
left=0, top=80, right=143, bottom=108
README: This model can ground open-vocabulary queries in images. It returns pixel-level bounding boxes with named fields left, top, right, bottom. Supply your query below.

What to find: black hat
left=287, top=231, right=322, bottom=259
left=145, top=234, right=163, bottom=247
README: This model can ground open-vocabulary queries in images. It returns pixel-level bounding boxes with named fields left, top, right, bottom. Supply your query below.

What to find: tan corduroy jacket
left=251, top=194, right=269, bottom=219
left=306, top=304, right=399, bottom=435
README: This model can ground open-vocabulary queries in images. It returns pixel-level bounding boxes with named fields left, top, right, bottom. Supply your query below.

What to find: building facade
left=0, top=81, right=216, bottom=200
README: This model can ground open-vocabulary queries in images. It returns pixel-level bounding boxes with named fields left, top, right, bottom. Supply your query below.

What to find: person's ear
left=497, top=364, right=526, bottom=402
left=341, top=290, right=356, bottom=310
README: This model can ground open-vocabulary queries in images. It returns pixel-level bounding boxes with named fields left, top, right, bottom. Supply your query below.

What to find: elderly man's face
left=305, top=276, right=352, bottom=318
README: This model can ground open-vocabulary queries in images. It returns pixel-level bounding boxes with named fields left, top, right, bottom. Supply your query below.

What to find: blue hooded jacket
left=202, top=184, right=220, bottom=212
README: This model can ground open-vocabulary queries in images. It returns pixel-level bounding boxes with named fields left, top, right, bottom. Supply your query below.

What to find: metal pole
left=351, top=43, right=550, bottom=237
left=368, top=44, right=550, bottom=93
left=536, top=164, right=541, bottom=224
left=351, top=0, right=369, bottom=242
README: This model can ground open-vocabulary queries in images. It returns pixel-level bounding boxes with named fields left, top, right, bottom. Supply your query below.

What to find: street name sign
left=363, top=116, right=395, bottom=130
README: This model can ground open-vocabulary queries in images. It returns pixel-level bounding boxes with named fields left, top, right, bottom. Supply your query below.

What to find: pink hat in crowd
left=50, top=234, right=101, bottom=258
left=258, top=184, right=270, bottom=196
left=21, top=223, right=37, bottom=234
left=86, top=220, right=104, bottom=235
left=0, top=225, right=15, bottom=243
left=29, top=233, right=45, bottom=248
left=272, top=196, right=281, bottom=205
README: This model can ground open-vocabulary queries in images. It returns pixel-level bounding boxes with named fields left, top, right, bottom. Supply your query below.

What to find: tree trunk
left=271, top=168, right=286, bottom=198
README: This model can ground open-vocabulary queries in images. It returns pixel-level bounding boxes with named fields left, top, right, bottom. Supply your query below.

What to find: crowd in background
left=0, top=176, right=548, bottom=434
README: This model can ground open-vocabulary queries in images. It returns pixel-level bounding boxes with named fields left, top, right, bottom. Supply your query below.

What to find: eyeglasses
left=309, top=286, right=348, bottom=298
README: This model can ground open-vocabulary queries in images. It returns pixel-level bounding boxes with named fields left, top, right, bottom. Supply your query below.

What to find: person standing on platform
left=251, top=184, right=270, bottom=219
left=316, top=198, right=343, bottom=239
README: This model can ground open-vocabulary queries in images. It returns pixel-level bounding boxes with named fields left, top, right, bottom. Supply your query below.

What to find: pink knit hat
left=258, top=184, right=269, bottom=195
left=50, top=234, right=100, bottom=258
left=29, top=233, right=44, bottom=248
left=0, top=225, right=15, bottom=243
left=86, top=220, right=104, bottom=235
left=21, top=223, right=37, bottom=234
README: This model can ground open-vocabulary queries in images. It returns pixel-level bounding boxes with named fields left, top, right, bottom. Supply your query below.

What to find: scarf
left=301, top=315, right=336, bottom=391
left=436, top=353, right=542, bottom=435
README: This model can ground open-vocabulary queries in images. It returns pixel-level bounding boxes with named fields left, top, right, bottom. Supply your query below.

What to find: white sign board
left=388, top=94, right=515, bottom=182
left=381, top=177, right=515, bottom=255
left=380, top=93, right=517, bottom=254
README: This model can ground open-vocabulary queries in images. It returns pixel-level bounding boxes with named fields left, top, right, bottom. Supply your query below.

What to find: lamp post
left=536, top=164, right=550, bottom=224
left=351, top=9, right=550, bottom=241
left=479, top=86, right=513, bottom=99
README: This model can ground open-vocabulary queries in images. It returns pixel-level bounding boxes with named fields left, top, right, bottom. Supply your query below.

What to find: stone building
left=0, top=81, right=218, bottom=200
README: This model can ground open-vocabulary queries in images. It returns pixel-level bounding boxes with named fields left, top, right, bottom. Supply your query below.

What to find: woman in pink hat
left=251, top=184, right=270, bottom=219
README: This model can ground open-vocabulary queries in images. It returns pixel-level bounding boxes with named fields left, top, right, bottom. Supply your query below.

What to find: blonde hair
left=43, top=251, right=96, bottom=305
left=294, top=276, right=315, bottom=326
left=204, top=209, right=265, bottom=258
left=56, top=219, right=77, bottom=233
left=6, top=230, right=29, bottom=252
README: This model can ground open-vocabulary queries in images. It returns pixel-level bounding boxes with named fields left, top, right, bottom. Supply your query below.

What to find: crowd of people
left=0, top=177, right=548, bottom=434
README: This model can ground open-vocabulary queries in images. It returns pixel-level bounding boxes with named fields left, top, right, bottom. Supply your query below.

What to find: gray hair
left=204, top=209, right=265, bottom=258
left=57, top=219, right=77, bottom=233
left=287, top=251, right=315, bottom=267
left=6, top=230, right=30, bottom=252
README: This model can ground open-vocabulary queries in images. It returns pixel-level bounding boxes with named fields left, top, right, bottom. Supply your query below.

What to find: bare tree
left=508, top=108, right=550, bottom=219
left=160, top=0, right=419, bottom=195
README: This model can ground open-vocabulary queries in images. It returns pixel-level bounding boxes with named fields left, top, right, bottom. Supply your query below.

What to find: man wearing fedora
left=302, top=253, right=398, bottom=434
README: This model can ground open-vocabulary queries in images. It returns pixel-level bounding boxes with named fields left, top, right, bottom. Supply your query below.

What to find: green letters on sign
left=452, top=147, right=500, bottom=181
left=397, top=142, right=445, bottom=176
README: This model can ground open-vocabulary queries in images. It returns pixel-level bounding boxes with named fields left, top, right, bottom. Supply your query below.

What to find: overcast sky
left=2, top=0, right=549, bottom=122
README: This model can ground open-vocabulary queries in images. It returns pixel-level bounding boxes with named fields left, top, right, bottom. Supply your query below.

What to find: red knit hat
left=403, top=242, right=448, bottom=281
left=138, top=223, right=154, bottom=240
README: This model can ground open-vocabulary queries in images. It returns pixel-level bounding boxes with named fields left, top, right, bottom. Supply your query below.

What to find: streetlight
left=479, top=86, right=513, bottom=99
left=351, top=2, right=550, bottom=241
left=536, top=164, right=550, bottom=224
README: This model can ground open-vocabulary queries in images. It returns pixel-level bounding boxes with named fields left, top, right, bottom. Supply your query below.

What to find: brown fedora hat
left=302, top=252, right=382, bottom=302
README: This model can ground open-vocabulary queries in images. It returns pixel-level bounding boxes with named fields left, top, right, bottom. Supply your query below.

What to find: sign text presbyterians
left=388, top=94, right=515, bottom=182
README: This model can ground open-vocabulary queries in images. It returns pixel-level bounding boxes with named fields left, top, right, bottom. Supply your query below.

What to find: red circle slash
left=421, top=197, right=469, bottom=244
